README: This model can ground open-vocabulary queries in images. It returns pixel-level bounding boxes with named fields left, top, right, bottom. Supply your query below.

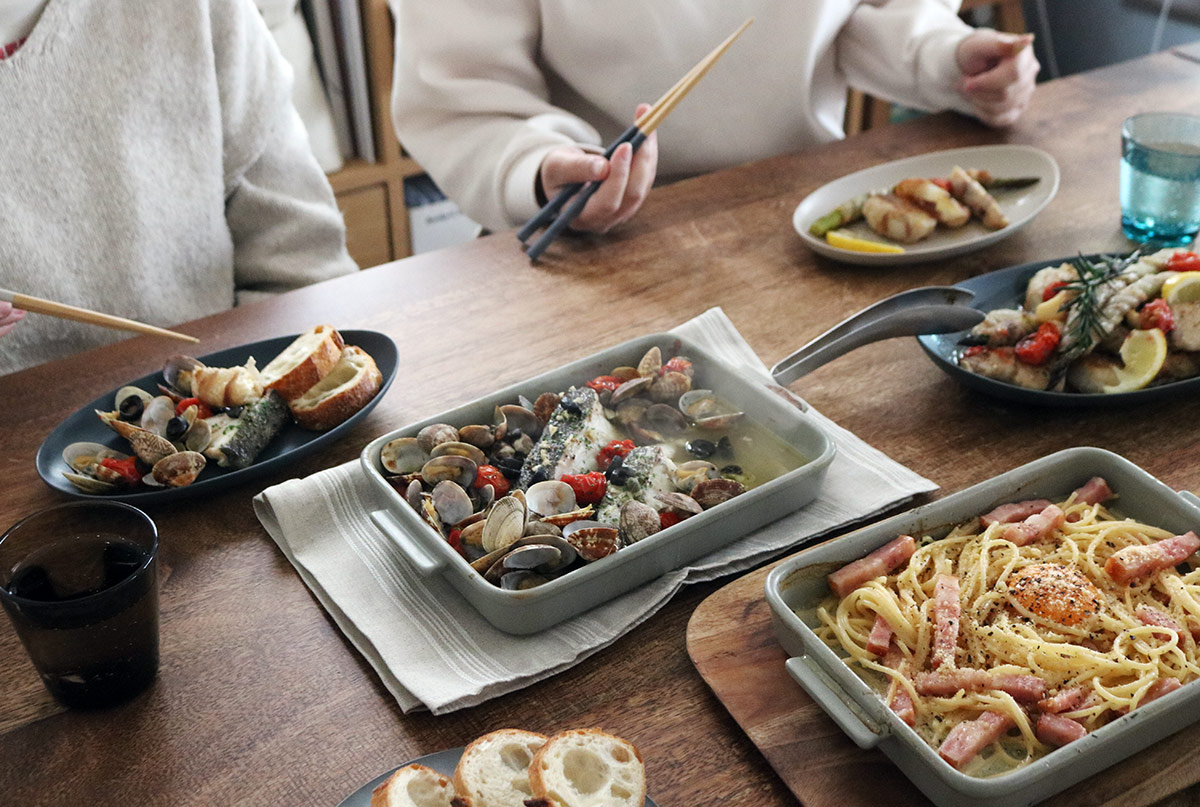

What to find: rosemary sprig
left=1056, top=248, right=1143, bottom=359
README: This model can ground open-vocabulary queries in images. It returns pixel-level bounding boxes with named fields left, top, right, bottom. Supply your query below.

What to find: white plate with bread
left=36, top=327, right=398, bottom=503
left=341, top=728, right=658, bottom=807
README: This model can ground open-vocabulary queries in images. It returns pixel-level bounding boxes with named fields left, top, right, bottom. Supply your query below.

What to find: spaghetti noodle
left=815, top=480, right=1200, bottom=776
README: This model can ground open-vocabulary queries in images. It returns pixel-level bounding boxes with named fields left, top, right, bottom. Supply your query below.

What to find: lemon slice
left=825, top=229, right=905, bottom=254
left=1100, top=328, right=1168, bottom=394
left=1162, top=272, right=1200, bottom=305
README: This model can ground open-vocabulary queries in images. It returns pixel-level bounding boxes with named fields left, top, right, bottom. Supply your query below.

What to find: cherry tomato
left=929, top=178, right=952, bottom=192
left=100, top=456, right=143, bottom=487
left=962, top=345, right=988, bottom=358
left=175, top=397, right=213, bottom=419
left=446, top=529, right=466, bottom=559
left=659, top=512, right=685, bottom=530
left=659, top=356, right=693, bottom=377
left=596, top=439, right=636, bottom=470
left=1014, top=322, right=1061, bottom=366
left=1139, top=298, right=1175, bottom=332
left=474, top=465, right=510, bottom=497
left=585, top=375, right=624, bottom=393
left=1167, top=251, right=1200, bottom=273
left=561, top=471, right=607, bottom=505
left=1042, top=281, right=1070, bottom=302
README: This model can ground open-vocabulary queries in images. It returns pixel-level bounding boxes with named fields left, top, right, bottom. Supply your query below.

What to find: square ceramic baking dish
left=765, top=446, right=1200, bottom=807
left=362, top=332, right=836, bottom=634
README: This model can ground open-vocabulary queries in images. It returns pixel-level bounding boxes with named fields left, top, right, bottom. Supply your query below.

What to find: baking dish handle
left=370, top=510, right=445, bottom=576
left=785, top=655, right=887, bottom=750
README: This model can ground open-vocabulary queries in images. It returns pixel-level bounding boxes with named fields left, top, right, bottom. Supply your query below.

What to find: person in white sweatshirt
left=0, top=0, right=357, bottom=376
left=391, top=0, right=1039, bottom=235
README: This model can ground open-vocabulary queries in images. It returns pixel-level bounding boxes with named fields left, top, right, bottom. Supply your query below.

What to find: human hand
left=538, top=104, right=659, bottom=233
left=956, top=31, right=1039, bottom=128
left=0, top=301, right=25, bottom=337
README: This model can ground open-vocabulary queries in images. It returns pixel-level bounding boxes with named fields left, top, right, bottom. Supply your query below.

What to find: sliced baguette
left=289, top=345, right=382, bottom=430
left=451, top=729, right=547, bottom=807
left=259, top=324, right=345, bottom=401
left=526, top=729, right=644, bottom=807
left=370, top=764, right=455, bottom=807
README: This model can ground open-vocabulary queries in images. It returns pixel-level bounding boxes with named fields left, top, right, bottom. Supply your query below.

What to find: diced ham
left=1139, top=677, right=1182, bottom=707
left=1038, top=687, right=1088, bottom=714
left=1136, top=604, right=1182, bottom=637
left=938, top=711, right=1014, bottom=769
left=1105, top=531, right=1200, bottom=586
left=932, top=574, right=961, bottom=669
left=980, top=499, right=1053, bottom=527
left=1036, top=713, right=1087, bottom=747
left=997, top=504, right=1066, bottom=546
left=827, top=534, right=917, bottom=598
left=1072, top=477, right=1113, bottom=506
left=914, top=669, right=1045, bottom=701
left=880, top=640, right=916, bottom=726
left=866, top=613, right=894, bottom=656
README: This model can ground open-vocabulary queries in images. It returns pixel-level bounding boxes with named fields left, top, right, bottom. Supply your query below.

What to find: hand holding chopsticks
left=518, top=17, right=753, bottom=262
left=0, top=288, right=199, bottom=344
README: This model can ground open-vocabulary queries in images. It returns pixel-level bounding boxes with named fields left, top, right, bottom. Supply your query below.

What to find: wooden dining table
left=4, top=48, right=1200, bottom=807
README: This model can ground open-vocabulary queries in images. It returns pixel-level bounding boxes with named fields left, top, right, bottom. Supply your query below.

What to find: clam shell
left=139, top=395, right=178, bottom=437
left=538, top=506, right=594, bottom=528
left=532, top=393, right=561, bottom=425
left=151, top=450, right=206, bottom=487
left=610, top=366, right=640, bottom=381
left=678, top=389, right=744, bottom=429
left=104, top=418, right=176, bottom=465
left=525, top=480, right=577, bottom=517
left=637, top=346, right=662, bottom=377
left=62, top=442, right=128, bottom=476
left=405, top=479, right=423, bottom=509
left=610, top=376, right=653, bottom=404
left=481, top=495, right=527, bottom=553
left=649, top=371, right=692, bottom=403
left=485, top=545, right=564, bottom=583
left=523, top=521, right=563, bottom=538
left=416, top=423, right=459, bottom=455
left=381, top=437, right=428, bottom=475
left=114, top=385, right=153, bottom=412
left=61, top=471, right=117, bottom=494
left=162, top=354, right=202, bottom=394
left=460, top=520, right=487, bottom=548
left=565, top=525, right=621, bottom=561
left=498, top=404, right=542, bottom=440
left=619, top=500, right=661, bottom=544
left=430, top=441, right=487, bottom=466
left=457, top=424, right=495, bottom=449
left=473, top=483, right=495, bottom=511
left=691, top=478, right=746, bottom=509
left=183, top=417, right=211, bottom=452
left=500, top=571, right=549, bottom=591
left=654, top=491, right=703, bottom=516
left=431, top=480, right=474, bottom=526
left=643, top=403, right=688, bottom=435
left=470, top=533, right=577, bottom=575
left=420, top=454, right=477, bottom=488
left=419, top=494, right=444, bottom=537
left=674, top=460, right=719, bottom=492
left=615, top=398, right=650, bottom=425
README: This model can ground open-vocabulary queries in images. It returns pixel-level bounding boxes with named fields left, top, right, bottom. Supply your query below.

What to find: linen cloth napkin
left=253, top=308, right=936, bottom=714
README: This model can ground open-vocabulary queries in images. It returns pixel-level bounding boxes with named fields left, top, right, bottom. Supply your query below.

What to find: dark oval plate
left=917, top=255, right=1200, bottom=407
left=36, top=330, right=398, bottom=504
left=336, top=746, right=659, bottom=807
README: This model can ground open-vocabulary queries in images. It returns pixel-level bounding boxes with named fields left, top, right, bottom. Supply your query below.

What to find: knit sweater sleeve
left=389, top=0, right=601, bottom=231
left=210, top=0, right=357, bottom=301
left=836, top=0, right=975, bottom=116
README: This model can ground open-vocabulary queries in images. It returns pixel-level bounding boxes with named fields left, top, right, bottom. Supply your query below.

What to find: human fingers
left=960, top=46, right=1038, bottom=127
left=957, top=31, right=1034, bottom=77
left=611, top=104, right=659, bottom=226
left=573, top=142, right=634, bottom=233
left=0, top=303, right=25, bottom=337
left=540, top=146, right=610, bottom=200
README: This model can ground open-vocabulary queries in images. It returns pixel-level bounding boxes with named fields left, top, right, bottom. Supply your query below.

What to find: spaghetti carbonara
left=815, top=476, right=1200, bottom=776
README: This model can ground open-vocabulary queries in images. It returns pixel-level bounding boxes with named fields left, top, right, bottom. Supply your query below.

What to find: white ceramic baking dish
left=362, top=332, right=836, bottom=634
left=765, top=446, right=1200, bottom=807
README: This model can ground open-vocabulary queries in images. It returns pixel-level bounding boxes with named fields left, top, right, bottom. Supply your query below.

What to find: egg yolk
left=1008, top=563, right=1103, bottom=628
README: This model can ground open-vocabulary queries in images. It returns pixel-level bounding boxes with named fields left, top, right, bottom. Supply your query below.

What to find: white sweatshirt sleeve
left=836, top=0, right=975, bottom=115
left=390, top=0, right=602, bottom=231
left=210, top=0, right=357, bottom=300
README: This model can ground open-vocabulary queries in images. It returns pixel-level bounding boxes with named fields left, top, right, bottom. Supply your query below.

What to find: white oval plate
left=792, top=144, right=1061, bottom=266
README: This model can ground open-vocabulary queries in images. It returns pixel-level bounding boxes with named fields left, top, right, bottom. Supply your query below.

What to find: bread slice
left=451, top=729, right=547, bottom=807
left=259, top=324, right=345, bottom=401
left=370, top=764, right=455, bottom=807
left=289, top=345, right=382, bottom=430
left=526, top=729, right=644, bottom=807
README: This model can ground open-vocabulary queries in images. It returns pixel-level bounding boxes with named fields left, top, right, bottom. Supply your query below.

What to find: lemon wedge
left=825, top=229, right=905, bottom=254
left=1100, top=328, right=1168, bottom=394
left=1162, top=272, right=1200, bottom=305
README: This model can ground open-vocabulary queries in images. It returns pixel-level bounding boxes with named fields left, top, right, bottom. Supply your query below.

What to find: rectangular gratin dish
left=765, top=446, right=1200, bottom=807
left=362, top=332, right=836, bottom=634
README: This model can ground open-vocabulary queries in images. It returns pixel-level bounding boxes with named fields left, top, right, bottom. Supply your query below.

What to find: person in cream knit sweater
left=391, top=0, right=1039, bottom=234
left=0, top=0, right=357, bottom=376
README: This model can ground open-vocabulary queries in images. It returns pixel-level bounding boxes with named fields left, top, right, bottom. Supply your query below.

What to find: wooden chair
left=844, top=0, right=1028, bottom=135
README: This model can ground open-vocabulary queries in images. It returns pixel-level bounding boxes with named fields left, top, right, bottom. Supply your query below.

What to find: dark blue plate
left=36, top=330, right=398, bottom=504
left=918, top=256, right=1200, bottom=407
left=336, top=746, right=659, bottom=807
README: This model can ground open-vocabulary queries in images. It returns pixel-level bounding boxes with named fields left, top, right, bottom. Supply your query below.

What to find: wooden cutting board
left=686, top=553, right=1200, bottom=807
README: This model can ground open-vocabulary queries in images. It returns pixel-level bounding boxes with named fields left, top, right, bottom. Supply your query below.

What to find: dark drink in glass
left=1, top=502, right=159, bottom=709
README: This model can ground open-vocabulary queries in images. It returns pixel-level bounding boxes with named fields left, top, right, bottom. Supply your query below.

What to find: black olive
left=560, top=397, right=582, bottom=415
left=507, top=427, right=522, bottom=440
left=604, top=454, right=625, bottom=481
left=721, top=464, right=743, bottom=475
left=165, top=415, right=189, bottom=441
left=224, top=405, right=244, bottom=418
left=118, top=394, right=145, bottom=422
left=529, top=468, right=549, bottom=484
left=609, top=466, right=633, bottom=486
left=496, top=458, right=523, bottom=479
left=716, top=436, right=733, bottom=457
left=685, top=439, right=716, bottom=459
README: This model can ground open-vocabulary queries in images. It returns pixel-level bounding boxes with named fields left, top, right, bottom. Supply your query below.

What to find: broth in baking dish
left=809, top=476, right=1200, bottom=777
